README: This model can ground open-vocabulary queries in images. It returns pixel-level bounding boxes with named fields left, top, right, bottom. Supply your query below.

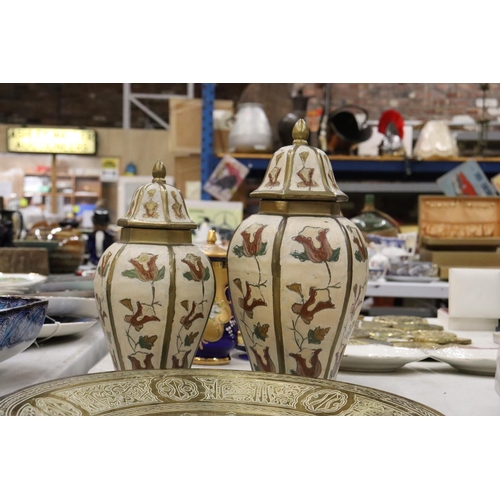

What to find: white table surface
left=0, top=323, right=109, bottom=399
left=88, top=328, right=500, bottom=417
left=366, top=278, right=449, bottom=299
left=2, top=314, right=498, bottom=417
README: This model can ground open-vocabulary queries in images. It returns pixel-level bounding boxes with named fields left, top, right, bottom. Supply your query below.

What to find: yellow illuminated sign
left=7, top=127, right=97, bottom=154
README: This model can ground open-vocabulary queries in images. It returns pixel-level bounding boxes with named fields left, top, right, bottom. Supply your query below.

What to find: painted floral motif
left=182, top=254, right=210, bottom=282
left=95, top=293, right=108, bottom=327
left=249, top=345, right=276, bottom=372
left=264, top=152, right=284, bottom=188
left=326, top=225, right=369, bottom=379
left=171, top=191, right=184, bottom=219
left=181, top=253, right=211, bottom=300
left=290, top=285, right=336, bottom=325
left=292, top=227, right=340, bottom=264
left=286, top=282, right=339, bottom=376
left=296, top=151, right=318, bottom=188
left=231, top=224, right=273, bottom=372
left=122, top=300, right=160, bottom=332
left=143, top=189, right=159, bottom=218
left=117, top=251, right=211, bottom=370
left=329, top=281, right=368, bottom=379
left=327, top=169, right=338, bottom=189
left=235, top=280, right=267, bottom=319
left=172, top=351, right=191, bottom=369
left=232, top=223, right=268, bottom=258
left=346, top=224, right=368, bottom=262
left=124, top=253, right=165, bottom=283
left=171, top=255, right=212, bottom=367
left=119, top=252, right=165, bottom=369
left=289, top=348, right=323, bottom=378
left=349, top=282, right=366, bottom=320
left=287, top=225, right=342, bottom=377
left=97, top=251, right=112, bottom=277
left=180, top=300, right=204, bottom=330
left=353, top=236, right=368, bottom=262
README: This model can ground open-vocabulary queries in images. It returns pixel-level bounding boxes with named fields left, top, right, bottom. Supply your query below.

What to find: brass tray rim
left=0, top=368, right=443, bottom=416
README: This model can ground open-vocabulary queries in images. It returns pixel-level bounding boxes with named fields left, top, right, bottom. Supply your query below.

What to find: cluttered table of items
left=1, top=273, right=499, bottom=416
left=88, top=326, right=500, bottom=417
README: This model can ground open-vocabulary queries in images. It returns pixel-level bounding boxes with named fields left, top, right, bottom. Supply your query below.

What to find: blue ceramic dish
left=0, top=296, right=49, bottom=363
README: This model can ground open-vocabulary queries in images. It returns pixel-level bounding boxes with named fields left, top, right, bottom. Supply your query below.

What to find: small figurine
left=87, top=208, right=116, bottom=265
left=124, top=162, right=137, bottom=176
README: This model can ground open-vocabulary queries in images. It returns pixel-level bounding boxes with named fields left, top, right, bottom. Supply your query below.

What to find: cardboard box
left=418, top=195, right=500, bottom=242
left=169, top=98, right=233, bottom=154
left=419, top=247, right=500, bottom=279
left=418, top=195, right=500, bottom=278
left=173, top=155, right=201, bottom=199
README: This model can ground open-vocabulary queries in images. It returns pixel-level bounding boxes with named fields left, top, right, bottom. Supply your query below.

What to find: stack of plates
left=0, top=273, right=47, bottom=295
left=37, top=296, right=99, bottom=340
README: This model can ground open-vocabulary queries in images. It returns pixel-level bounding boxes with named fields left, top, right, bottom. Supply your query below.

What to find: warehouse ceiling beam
left=122, top=83, right=195, bottom=129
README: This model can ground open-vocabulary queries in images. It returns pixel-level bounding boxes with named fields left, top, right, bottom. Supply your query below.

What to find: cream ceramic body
left=228, top=214, right=368, bottom=379
left=94, top=242, right=214, bottom=370
left=93, top=161, right=215, bottom=371
left=228, top=120, right=368, bottom=380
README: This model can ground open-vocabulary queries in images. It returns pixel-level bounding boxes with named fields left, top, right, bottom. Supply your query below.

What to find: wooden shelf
left=212, top=153, right=500, bottom=175
left=23, top=172, right=102, bottom=208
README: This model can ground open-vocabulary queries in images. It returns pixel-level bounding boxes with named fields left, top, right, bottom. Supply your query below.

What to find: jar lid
left=117, top=160, right=196, bottom=229
left=198, top=229, right=227, bottom=260
left=250, top=119, right=348, bottom=202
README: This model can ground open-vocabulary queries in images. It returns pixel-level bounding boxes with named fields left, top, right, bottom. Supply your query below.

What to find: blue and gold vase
left=193, top=230, right=238, bottom=365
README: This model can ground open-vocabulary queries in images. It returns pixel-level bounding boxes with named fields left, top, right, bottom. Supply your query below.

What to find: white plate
left=38, top=317, right=98, bottom=339
left=385, top=276, right=440, bottom=283
left=0, top=273, right=47, bottom=291
left=340, top=344, right=428, bottom=372
left=427, top=346, right=499, bottom=376
left=44, top=296, right=98, bottom=318
left=37, top=296, right=99, bottom=339
left=34, top=277, right=95, bottom=298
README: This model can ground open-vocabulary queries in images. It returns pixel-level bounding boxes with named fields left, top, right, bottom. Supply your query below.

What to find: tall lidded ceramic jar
left=94, top=160, right=215, bottom=371
left=228, top=119, right=369, bottom=380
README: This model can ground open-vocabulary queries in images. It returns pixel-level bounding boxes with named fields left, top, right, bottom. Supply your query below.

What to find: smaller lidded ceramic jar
left=193, top=230, right=238, bottom=365
left=94, top=160, right=215, bottom=371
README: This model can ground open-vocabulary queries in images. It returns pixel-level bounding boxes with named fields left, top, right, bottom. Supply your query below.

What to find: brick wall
left=320, top=83, right=500, bottom=122
left=0, top=83, right=244, bottom=128
left=0, top=83, right=497, bottom=129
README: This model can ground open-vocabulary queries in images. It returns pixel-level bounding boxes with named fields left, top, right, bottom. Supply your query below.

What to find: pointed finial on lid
left=152, top=160, right=167, bottom=184
left=207, top=229, right=217, bottom=245
left=292, top=119, right=309, bottom=144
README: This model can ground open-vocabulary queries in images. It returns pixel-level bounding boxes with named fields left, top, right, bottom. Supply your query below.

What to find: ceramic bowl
left=0, top=296, right=49, bottom=364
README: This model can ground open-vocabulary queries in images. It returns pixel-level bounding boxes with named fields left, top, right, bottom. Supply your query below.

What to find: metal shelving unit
left=201, top=84, right=215, bottom=200
left=199, top=83, right=500, bottom=196
left=122, top=83, right=195, bottom=130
